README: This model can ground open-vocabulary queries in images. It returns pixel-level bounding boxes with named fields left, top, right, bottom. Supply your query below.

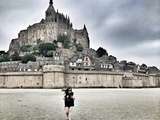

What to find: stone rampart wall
left=0, top=66, right=159, bottom=88
left=65, top=71, right=123, bottom=88
left=0, top=72, right=43, bottom=88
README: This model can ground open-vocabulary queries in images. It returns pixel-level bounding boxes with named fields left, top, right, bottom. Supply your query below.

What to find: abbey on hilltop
left=9, top=0, right=89, bottom=56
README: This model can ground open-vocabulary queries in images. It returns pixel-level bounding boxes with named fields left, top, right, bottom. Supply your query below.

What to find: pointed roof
left=49, top=0, right=53, bottom=5
left=83, top=24, right=88, bottom=32
left=46, top=0, right=55, bottom=14
left=84, top=24, right=87, bottom=30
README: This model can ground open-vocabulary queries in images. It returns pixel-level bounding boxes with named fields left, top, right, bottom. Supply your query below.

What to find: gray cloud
left=63, top=0, right=160, bottom=67
left=0, top=0, right=160, bottom=67
left=0, top=0, right=48, bottom=50
left=66, top=0, right=160, bottom=47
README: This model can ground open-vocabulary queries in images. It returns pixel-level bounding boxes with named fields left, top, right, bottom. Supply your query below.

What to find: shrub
left=46, top=51, right=53, bottom=57
left=20, top=45, right=32, bottom=52
left=0, top=51, right=10, bottom=62
left=57, top=34, right=70, bottom=49
left=10, top=52, right=21, bottom=61
left=21, top=54, right=36, bottom=64
left=96, top=47, right=108, bottom=57
left=39, top=43, right=56, bottom=57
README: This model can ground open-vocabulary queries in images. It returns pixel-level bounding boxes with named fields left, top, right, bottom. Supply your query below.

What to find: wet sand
left=0, top=89, right=160, bottom=120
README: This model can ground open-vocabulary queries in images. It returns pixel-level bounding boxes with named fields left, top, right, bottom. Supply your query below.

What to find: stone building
left=8, top=0, right=90, bottom=56
left=94, top=55, right=115, bottom=71
left=18, top=62, right=40, bottom=72
left=0, top=61, right=20, bottom=72
left=68, top=49, right=96, bottom=71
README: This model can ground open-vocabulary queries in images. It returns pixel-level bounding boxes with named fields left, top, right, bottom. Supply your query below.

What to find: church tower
left=45, top=0, right=56, bottom=22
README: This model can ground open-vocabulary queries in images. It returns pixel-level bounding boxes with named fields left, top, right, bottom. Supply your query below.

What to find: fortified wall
left=3, top=0, right=160, bottom=89
left=0, top=65, right=159, bottom=88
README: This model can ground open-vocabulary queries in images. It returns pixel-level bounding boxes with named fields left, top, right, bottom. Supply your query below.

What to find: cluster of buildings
left=0, top=48, right=159, bottom=75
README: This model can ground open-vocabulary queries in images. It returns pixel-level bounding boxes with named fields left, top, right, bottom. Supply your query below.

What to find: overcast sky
left=0, top=0, right=160, bottom=68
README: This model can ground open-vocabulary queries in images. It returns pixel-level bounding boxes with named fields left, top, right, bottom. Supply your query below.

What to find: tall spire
left=46, top=0, right=56, bottom=22
left=49, top=0, right=53, bottom=5
left=83, top=24, right=87, bottom=32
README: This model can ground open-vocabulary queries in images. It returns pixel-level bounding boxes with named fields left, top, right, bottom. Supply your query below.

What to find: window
left=101, top=64, right=103, bottom=68
left=86, top=63, right=88, bottom=66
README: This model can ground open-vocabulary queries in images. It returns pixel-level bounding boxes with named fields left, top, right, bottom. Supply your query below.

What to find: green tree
left=141, top=64, right=148, bottom=69
left=33, top=45, right=40, bottom=56
left=0, top=51, right=6, bottom=55
left=57, top=34, right=70, bottom=49
left=46, top=51, right=53, bottom=57
left=21, top=54, right=36, bottom=64
left=0, top=51, right=10, bottom=62
left=0, top=52, right=10, bottom=62
left=53, top=41, right=58, bottom=48
left=39, top=43, right=56, bottom=57
left=20, top=45, right=32, bottom=52
left=10, top=52, right=21, bottom=61
left=96, top=47, right=108, bottom=57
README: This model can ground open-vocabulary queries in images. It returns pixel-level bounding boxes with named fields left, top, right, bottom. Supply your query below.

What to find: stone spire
left=83, top=24, right=88, bottom=33
left=83, top=24, right=90, bottom=48
left=49, top=0, right=53, bottom=5
left=83, top=24, right=87, bottom=31
left=45, top=0, right=56, bottom=22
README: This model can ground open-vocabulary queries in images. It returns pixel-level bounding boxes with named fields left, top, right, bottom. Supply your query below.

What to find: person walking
left=64, top=87, right=75, bottom=120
